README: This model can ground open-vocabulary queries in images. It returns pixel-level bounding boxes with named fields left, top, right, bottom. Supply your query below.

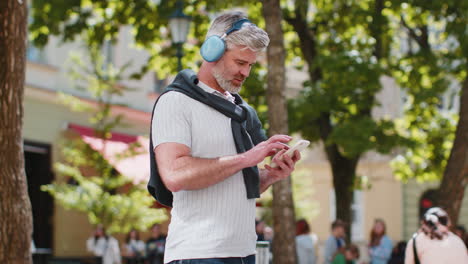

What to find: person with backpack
left=149, top=11, right=301, bottom=264
left=404, top=207, right=468, bottom=264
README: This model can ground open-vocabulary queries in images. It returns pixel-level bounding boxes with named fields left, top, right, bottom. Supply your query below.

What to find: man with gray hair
left=149, top=11, right=301, bottom=264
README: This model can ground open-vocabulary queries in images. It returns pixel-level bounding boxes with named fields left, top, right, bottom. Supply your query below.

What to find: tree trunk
left=330, top=151, right=358, bottom=241
left=438, top=77, right=468, bottom=225
left=261, top=1, right=297, bottom=263
left=318, top=113, right=358, bottom=240
left=0, top=1, right=33, bottom=263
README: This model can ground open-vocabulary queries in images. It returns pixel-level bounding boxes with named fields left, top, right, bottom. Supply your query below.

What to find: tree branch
left=400, top=15, right=430, bottom=51
left=284, top=3, right=321, bottom=82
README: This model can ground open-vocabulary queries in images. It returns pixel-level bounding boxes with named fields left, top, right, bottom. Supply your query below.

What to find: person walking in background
left=331, top=244, right=360, bottom=264
left=256, top=219, right=266, bottom=241
left=264, top=225, right=274, bottom=244
left=368, top=219, right=393, bottom=264
left=86, top=225, right=121, bottom=264
left=295, top=219, right=316, bottom=264
left=404, top=207, right=468, bottom=264
left=146, top=224, right=166, bottom=264
left=122, top=229, right=145, bottom=264
left=323, top=220, right=347, bottom=264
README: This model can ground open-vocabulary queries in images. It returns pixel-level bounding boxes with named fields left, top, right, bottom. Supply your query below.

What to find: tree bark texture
left=261, top=1, right=297, bottom=263
left=438, top=77, right=468, bottom=225
left=0, top=1, right=33, bottom=263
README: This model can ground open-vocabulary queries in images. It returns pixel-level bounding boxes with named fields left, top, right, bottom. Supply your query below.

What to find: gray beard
left=212, top=67, right=242, bottom=94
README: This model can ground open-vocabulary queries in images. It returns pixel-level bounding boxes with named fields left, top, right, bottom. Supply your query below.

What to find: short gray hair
left=206, top=11, right=270, bottom=52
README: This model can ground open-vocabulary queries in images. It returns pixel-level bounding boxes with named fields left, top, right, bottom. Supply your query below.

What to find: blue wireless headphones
left=200, top=18, right=252, bottom=62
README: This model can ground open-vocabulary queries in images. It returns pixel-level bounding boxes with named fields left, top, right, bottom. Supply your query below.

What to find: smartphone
left=270, top=139, right=310, bottom=168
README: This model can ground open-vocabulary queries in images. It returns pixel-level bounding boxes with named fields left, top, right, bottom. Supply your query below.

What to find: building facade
left=24, top=26, right=165, bottom=257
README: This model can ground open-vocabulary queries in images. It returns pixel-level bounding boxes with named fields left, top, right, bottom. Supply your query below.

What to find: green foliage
left=30, top=0, right=270, bottom=122
left=391, top=111, right=457, bottom=182
left=31, top=1, right=258, bottom=78
left=388, top=0, right=467, bottom=181
left=41, top=45, right=166, bottom=234
left=287, top=0, right=409, bottom=160
left=284, top=0, right=465, bottom=186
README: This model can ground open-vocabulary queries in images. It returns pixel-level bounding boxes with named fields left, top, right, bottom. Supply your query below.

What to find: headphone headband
left=224, top=18, right=251, bottom=36
left=200, top=18, right=253, bottom=62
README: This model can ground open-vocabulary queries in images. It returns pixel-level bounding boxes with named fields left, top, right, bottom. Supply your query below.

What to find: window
left=27, top=5, right=47, bottom=64
left=101, top=40, right=114, bottom=69
left=438, top=81, right=460, bottom=113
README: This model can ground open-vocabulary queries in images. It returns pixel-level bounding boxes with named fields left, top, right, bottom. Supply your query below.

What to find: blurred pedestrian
left=454, top=225, right=468, bottom=250
left=296, top=219, right=316, bottom=264
left=146, top=224, right=166, bottom=264
left=263, top=226, right=274, bottom=263
left=323, top=220, right=347, bottom=264
left=368, top=219, right=393, bottom=264
left=387, top=241, right=407, bottom=264
left=256, top=219, right=266, bottom=241
left=404, top=207, right=468, bottom=264
left=86, top=225, right=121, bottom=264
left=122, top=229, right=145, bottom=264
left=331, top=244, right=359, bottom=264
left=264, top=226, right=274, bottom=243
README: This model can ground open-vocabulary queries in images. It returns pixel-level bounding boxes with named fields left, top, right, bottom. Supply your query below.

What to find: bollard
left=256, top=241, right=270, bottom=264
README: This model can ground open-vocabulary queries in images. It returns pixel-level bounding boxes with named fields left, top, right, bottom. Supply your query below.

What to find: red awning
left=68, top=124, right=150, bottom=185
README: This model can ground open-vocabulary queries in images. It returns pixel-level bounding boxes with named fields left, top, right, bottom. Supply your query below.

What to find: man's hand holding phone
left=269, top=139, right=310, bottom=168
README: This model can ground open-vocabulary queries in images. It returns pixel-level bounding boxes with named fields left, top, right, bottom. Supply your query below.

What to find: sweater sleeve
left=244, top=103, right=267, bottom=145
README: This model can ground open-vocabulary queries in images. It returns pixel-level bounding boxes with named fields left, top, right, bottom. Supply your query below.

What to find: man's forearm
left=160, top=153, right=248, bottom=192
left=156, top=135, right=293, bottom=192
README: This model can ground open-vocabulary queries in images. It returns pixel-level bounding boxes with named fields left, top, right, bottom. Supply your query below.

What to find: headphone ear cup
left=200, top=36, right=226, bottom=62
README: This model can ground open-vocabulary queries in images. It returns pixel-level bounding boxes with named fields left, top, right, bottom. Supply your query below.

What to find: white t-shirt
left=152, top=82, right=257, bottom=263
left=86, top=236, right=121, bottom=264
left=124, top=239, right=146, bottom=256
left=405, top=232, right=468, bottom=264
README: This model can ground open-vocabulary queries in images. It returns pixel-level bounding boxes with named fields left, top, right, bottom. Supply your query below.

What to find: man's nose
left=239, top=65, right=250, bottom=77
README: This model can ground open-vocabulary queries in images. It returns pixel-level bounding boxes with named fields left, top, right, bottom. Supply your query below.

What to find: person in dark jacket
left=387, top=241, right=406, bottom=264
